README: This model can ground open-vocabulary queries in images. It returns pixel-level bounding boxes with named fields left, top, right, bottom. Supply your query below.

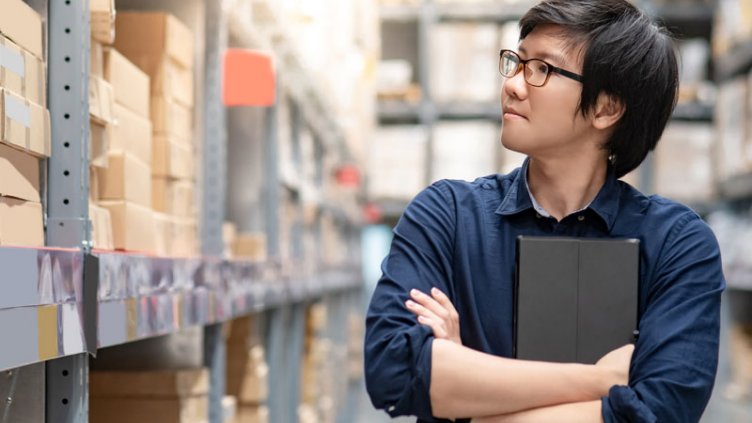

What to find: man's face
left=500, top=25, right=591, bottom=158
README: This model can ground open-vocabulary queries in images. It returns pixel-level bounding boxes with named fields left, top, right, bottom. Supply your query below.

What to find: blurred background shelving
left=2, top=0, right=752, bottom=422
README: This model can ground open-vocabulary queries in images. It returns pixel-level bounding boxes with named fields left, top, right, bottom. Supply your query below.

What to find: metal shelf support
left=46, top=0, right=92, bottom=421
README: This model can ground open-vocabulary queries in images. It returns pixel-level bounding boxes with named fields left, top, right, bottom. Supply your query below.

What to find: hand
left=405, top=287, right=461, bottom=344
left=595, top=344, right=635, bottom=388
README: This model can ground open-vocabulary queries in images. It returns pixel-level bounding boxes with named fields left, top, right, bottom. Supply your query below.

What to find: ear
left=592, top=93, right=625, bottom=130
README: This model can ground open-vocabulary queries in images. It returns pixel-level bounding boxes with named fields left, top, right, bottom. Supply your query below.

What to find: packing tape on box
left=5, top=93, right=31, bottom=127
left=0, top=41, right=25, bottom=77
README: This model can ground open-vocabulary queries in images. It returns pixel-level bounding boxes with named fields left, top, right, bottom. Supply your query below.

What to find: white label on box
left=4, top=94, right=31, bottom=128
left=0, top=44, right=24, bottom=77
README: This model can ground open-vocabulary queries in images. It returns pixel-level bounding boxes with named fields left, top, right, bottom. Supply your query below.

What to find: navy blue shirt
left=365, top=160, right=725, bottom=423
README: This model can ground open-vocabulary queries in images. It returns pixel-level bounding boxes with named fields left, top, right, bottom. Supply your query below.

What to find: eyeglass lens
left=499, top=51, right=551, bottom=87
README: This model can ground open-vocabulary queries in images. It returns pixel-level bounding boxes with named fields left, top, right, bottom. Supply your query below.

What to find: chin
left=501, top=132, right=529, bottom=155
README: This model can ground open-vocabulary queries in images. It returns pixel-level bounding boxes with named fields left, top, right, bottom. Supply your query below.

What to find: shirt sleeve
left=602, top=213, right=725, bottom=423
left=364, top=181, right=457, bottom=421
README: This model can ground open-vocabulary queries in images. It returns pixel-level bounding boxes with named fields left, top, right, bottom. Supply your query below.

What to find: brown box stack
left=94, top=46, right=155, bottom=253
left=90, top=368, right=209, bottom=423
left=225, top=316, right=270, bottom=423
left=114, top=12, right=198, bottom=257
left=0, top=0, right=50, bottom=247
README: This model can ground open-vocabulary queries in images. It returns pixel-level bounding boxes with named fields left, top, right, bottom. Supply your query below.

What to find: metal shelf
left=435, top=2, right=531, bottom=23
left=672, top=102, right=714, bottom=122
left=95, top=251, right=362, bottom=349
left=379, top=100, right=713, bottom=123
left=438, top=102, right=501, bottom=121
left=380, top=4, right=421, bottom=21
left=715, top=41, right=752, bottom=82
left=0, top=247, right=89, bottom=372
left=652, top=4, right=714, bottom=23
left=718, top=172, right=752, bottom=202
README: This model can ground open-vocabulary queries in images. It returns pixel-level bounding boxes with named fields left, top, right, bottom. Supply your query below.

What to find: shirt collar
left=495, top=157, right=621, bottom=231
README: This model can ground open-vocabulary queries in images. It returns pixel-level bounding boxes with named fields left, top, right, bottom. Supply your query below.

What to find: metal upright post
left=419, top=0, right=437, bottom=185
left=291, top=102, right=304, bottom=261
left=46, top=0, right=91, bottom=421
left=264, top=83, right=281, bottom=259
left=202, top=1, right=229, bottom=422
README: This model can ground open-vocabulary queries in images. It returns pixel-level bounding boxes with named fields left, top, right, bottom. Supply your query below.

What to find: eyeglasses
left=499, top=49, right=583, bottom=87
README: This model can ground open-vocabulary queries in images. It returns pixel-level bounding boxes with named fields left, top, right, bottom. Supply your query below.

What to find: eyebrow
left=518, top=46, right=569, bottom=68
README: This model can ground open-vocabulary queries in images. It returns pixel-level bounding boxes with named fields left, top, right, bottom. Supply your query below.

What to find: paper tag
left=0, top=43, right=25, bottom=77
left=4, top=94, right=31, bottom=128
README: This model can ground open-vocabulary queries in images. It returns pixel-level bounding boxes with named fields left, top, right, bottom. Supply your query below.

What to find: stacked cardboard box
left=90, top=368, right=210, bottom=423
left=114, top=12, right=198, bottom=257
left=95, top=46, right=156, bottom=253
left=0, top=0, right=50, bottom=247
left=299, top=303, right=341, bottom=423
left=226, top=316, right=269, bottom=423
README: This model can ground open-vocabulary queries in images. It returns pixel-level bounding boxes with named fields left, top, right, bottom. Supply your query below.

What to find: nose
left=502, top=66, right=527, bottom=101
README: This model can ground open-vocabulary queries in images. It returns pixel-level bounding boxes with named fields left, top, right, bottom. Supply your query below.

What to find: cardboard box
left=90, top=396, right=208, bottom=423
left=90, top=369, right=209, bottom=398
left=152, top=178, right=194, bottom=217
left=91, top=0, right=116, bottom=44
left=89, top=203, right=114, bottom=250
left=109, top=103, right=152, bottom=165
left=91, top=39, right=104, bottom=78
left=0, top=88, right=50, bottom=157
left=0, top=0, right=43, bottom=59
left=113, top=12, right=194, bottom=108
left=151, top=96, right=193, bottom=141
left=153, top=136, right=194, bottom=179
left=171, top=217, right=198, bottom=257
left=0, top=197, right=42, bottom=247
left=89, top=76, right=114, bottom=125
left=114, top=12, right=194, bottom=69
left=99, top=200, right=156, bottom=253
left=0, top=141, right=39, bottom=202
left=234, top=405, right=269, bottom=423
left=90, top=119, right=109, bottom=169
left=154, top=211, right=171, bottom=256
left=97, top=152, right=152, bottom=207
left=232, top=233, right=267, bottom=262
left=223, top=222, right=237, bottom=258
left=104, top=48, right=151, bottom=118
left=0, top=35, right=45, bottom=105
left=226, top=361, right=268, bottom=405
left=89, top=166, right=100, bottom=201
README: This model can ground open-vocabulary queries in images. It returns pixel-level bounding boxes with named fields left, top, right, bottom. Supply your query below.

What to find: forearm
left=473, top=400, right=603, bottom=423
left=430, top=340, right=613, bottom=419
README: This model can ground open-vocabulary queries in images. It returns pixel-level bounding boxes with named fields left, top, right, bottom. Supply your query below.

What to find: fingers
left=430, top=287, right=459, bottom=320
left=410, top=289, right=451, bottom=321
left=417, top=315, right=448, bottom=338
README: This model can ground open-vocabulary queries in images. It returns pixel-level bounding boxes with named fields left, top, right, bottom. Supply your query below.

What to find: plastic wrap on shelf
left=0, top=247, right=89, bottom=371
left=95, top=251, right=362, bottom=347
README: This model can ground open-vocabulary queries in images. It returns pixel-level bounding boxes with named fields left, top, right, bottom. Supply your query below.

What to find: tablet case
left=515, top=236, right=639, bottom=364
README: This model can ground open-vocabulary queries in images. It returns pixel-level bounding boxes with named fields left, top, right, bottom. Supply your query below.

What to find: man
left=364, top=1, right=725, bottom=422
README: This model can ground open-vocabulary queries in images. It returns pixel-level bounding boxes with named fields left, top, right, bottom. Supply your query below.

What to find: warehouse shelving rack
left=375, top=0, right=716, bottom=218
left=0, top=1, right=364, bottom=422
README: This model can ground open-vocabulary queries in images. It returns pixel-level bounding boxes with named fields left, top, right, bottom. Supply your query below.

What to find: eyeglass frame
left=499, top=49, right=583, bottom=87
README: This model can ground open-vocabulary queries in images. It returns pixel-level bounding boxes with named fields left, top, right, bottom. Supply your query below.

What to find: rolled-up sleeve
left=364, top=181, right=456, bottom=421
left=602, top=213, right=725, bottom=423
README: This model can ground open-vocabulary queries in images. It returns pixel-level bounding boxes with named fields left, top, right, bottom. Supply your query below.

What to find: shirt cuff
left=601, top=385, right=658, bottom=423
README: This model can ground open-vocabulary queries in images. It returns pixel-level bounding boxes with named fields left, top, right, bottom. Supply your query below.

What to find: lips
left=503, top=108, right=527, bottom=120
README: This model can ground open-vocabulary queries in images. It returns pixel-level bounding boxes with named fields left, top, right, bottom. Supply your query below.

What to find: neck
left=527, top=155, right=608, bottom=221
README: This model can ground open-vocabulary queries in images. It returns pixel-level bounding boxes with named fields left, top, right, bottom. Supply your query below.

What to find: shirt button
left=577, top=215, right=585, bottom=222
left=388, top=406, right=396, bottom=412
left=536, top=213, right=542, bottom=219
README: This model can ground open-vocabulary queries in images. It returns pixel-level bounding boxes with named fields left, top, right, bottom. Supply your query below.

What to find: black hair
left=520, top=0, right=679, bottom=178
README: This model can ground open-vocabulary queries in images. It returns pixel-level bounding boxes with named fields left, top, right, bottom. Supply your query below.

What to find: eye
left=535, top=62, right=549, bottom=74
